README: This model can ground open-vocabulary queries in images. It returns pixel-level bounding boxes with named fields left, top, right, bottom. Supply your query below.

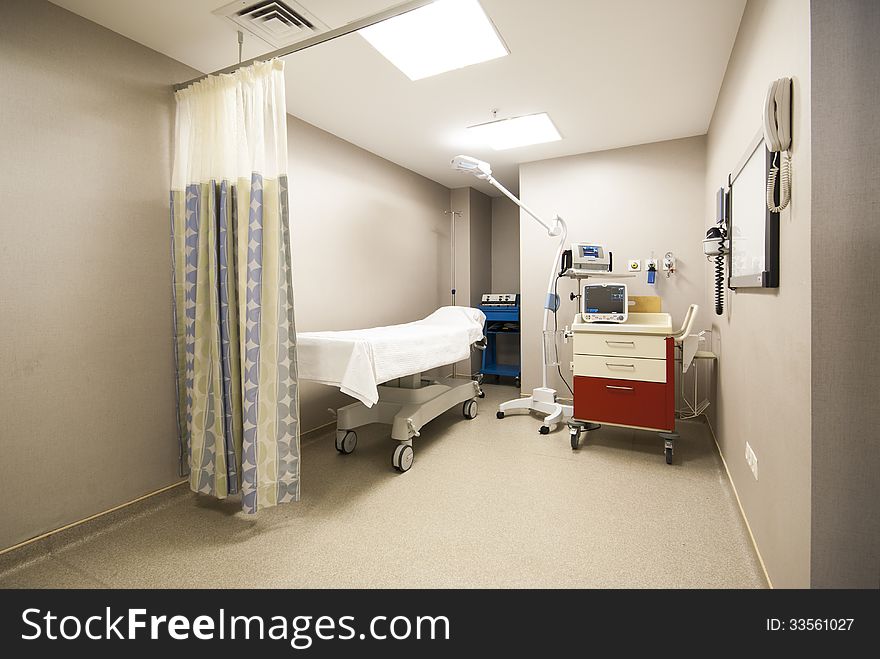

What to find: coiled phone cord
left=767, top=151, right=791, bottom=212
left=713, top=226, right=727, bottom=316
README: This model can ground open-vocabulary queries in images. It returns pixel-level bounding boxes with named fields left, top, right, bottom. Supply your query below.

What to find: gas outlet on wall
left=627, top=259, right=641, bottom=272
left=644, top=258, right=658, bottom=271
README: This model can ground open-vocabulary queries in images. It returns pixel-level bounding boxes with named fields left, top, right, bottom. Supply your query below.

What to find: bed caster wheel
left=335, top=430, right=357, bottom=454
left=462, top=400, right=478, bottom=419
left=570, top=430, right=580, bottom=450
left=538, top=426, right=550, bottom=435
left=392, top=444, right=414, bottom=473
left=514, top=377, right=520, bottom=388
left=665, top=447, right=673, bottom=465
left=478, top=390, right=486, bottom=399
left=496, top=411, right=505, bottom=419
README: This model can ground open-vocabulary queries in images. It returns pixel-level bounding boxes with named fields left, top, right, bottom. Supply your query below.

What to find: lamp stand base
left=497, top=387, right=573, bottom=434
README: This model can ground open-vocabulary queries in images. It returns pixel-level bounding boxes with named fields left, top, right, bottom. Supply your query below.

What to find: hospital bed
left=296, top=306, right=486, bottom=472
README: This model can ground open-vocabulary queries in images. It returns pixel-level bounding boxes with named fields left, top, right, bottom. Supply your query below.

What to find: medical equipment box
left=480, top=293, right=519, bottom=307
left=570, top=243, right=611, bottom=272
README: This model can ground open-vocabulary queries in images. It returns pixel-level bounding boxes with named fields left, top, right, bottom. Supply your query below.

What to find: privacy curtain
left=170, top=60, right=299, bottom=513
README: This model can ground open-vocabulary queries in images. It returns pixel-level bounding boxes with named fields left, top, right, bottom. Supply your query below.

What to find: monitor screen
left=583, top=285, right=625, bottom=314
left=580, top=245, right=600, bottom=259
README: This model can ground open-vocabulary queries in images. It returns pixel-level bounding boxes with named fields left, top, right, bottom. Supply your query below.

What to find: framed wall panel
left=728, top=130, right=780, bottom=289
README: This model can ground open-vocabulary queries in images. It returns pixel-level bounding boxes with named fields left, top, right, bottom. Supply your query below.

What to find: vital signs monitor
left=581, top=283, right=628, bottom=323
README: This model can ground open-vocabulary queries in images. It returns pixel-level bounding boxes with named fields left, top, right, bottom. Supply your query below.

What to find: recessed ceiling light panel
left=359, top=0, right=508, bottom=81
left=467, top=113, right=562, bottom=150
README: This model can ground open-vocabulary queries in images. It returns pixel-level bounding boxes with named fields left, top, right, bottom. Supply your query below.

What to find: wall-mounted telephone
left=764, top=77, right=792, bottom=212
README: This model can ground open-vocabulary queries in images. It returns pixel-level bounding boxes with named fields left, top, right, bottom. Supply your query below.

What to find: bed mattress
left=296, top=306, right=486, bottom=407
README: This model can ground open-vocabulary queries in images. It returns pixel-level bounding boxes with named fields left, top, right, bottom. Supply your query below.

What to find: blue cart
left=479, top=296, right=521, bottom=387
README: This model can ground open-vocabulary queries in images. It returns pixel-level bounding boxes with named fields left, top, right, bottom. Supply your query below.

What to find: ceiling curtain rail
left=173, top=0, right=435, bottom=91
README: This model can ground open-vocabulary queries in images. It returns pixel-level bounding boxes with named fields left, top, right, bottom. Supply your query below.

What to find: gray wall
left=810, top=0, right=880, bottom=588
left=0, top=0, right=199, bottom=550
left=0, top=0, right=454, bottom=550
left=450, top=187, right=472, bottom=377
left=288, top=115, right=452, bottom=430
left=704, top=0, right=812, bottom=588
left=491, top=197, right=520, bottom=293
left=518, top=136, right=708, bottom=396
left=448, top=187, right=492, bottom=374
left=468, top=188, right=492, bottom=373
left=490, top=197, right=521, bottom=372
left=469, top=188, right=493, bottom=307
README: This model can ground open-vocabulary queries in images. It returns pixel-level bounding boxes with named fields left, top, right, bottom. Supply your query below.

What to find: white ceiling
left=50, top=0, right=746, bottom=195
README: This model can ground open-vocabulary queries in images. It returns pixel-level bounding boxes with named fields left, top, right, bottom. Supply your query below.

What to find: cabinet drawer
left=573, top=354, right=666, bottom=383
left=573, top=376, right=674, bottom=431
left=573, top=332, right=666, bottom=359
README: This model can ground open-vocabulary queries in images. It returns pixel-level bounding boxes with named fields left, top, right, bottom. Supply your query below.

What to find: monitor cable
left=553, top=273, right=574, bottom=396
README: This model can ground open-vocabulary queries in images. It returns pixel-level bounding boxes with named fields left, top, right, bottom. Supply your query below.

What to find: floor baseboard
left=704, top=418, right=773, bottom=589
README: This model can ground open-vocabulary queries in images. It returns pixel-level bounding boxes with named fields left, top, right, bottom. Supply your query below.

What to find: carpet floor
left=0, top=384, right=765, bottom=588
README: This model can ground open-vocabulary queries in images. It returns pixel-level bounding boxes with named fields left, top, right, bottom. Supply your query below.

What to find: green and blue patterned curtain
left=170, top=60, right=299, bottom=513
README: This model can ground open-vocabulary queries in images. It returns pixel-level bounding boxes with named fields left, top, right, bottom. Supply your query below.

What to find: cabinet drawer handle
left=605, top=340, right=635, bottom=345
left=605, top=362, right=636, bottom=368
left=606, top=385, right=634, bottom=391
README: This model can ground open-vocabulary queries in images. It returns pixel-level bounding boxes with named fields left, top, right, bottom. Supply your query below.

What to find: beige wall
left=288, top=115, right=452, bottom=429
left=519, top=136, right=708, bottom=396
left=491, top=197, right=520, bottom=293
left=705, top=0, right=812, bottom=587
left=0, top=0, right=199, bottom=550
left=810, top=0, right=880, bottom=588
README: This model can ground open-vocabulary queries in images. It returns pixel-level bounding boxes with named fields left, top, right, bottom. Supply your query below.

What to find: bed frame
left=332, top=373, right=483, bottom=472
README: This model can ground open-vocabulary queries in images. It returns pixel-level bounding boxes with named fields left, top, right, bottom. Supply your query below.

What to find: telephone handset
left=764, top=77, right=791, bottom=152
left=763, top=77, right=792, bottom=212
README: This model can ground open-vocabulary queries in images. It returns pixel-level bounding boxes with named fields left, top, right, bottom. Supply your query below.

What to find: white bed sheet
left=296, top=306, right=486, bottom=407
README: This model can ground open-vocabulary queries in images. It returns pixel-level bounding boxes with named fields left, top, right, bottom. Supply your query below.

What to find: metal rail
left=173, top=0, right=435, bottom=91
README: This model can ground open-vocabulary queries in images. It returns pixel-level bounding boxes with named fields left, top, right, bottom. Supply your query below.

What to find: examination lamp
left=450, top=155, right=571, bottom=432
left=450, top=155, right=492, bottom=180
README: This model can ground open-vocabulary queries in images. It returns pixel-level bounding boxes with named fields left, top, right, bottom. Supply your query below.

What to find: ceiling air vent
left=214, top=0, right=328, bottom=48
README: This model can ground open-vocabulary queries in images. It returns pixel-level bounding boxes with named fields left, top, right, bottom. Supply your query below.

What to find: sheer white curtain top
left=172, top=59, right=288, bottom=190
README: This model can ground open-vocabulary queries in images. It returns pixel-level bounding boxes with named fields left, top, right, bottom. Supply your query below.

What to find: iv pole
left=445, top=209, right=463, bottom=378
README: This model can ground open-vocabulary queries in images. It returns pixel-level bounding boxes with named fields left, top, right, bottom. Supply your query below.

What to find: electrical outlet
left=745, top=441, right=758, bottom=480
left=645, top=258, right=658, bottom=271
left=627, top=259, right=641, bottom=272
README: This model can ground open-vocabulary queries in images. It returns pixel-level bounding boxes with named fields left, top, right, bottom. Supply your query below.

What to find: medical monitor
left=581, top=283, right=628, bottom=323
left=570, top=242, right=611, bottom=272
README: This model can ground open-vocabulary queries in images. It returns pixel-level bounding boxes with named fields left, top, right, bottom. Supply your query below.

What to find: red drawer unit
left=573, top=337, right=675, bottom=433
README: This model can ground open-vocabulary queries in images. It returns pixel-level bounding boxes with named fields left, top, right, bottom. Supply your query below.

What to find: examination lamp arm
left=484, top=175, right=559, bottom=236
